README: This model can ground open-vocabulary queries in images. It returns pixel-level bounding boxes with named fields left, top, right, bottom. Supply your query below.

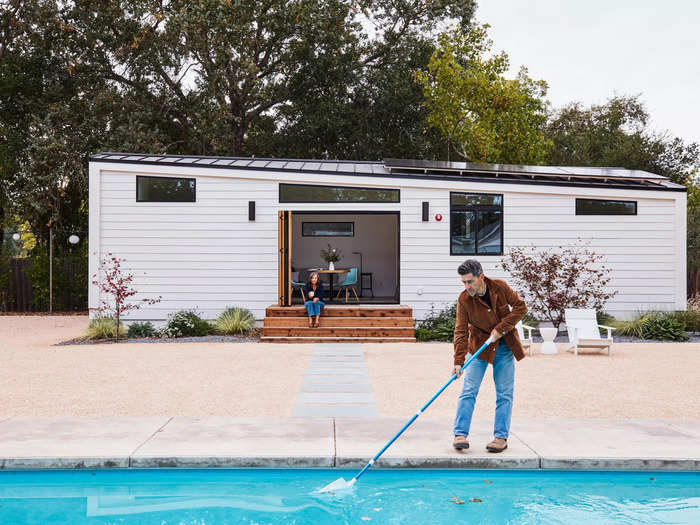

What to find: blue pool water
left=0, top=469, right=698, bottom=524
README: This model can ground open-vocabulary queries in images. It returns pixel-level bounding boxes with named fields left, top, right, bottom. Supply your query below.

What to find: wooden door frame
left=288, top=210, right=400, bottom=304
left=278, top=210, right=293, bottom=306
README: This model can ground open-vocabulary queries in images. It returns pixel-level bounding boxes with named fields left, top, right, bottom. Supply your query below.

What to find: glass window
left=279, top=183, right=399, bottom=203
left=575, top=198, right=637, bottom=215
left=302, top=222, right=354, bottom=237
left=451, top=193, right=502, bottom=207
left=137, top=176, right=195, bottom=202
left=450, top=192, right=503, bottom=255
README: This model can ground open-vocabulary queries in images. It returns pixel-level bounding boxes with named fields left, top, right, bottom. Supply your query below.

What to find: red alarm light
left=435, top=213, right=442, bottom=221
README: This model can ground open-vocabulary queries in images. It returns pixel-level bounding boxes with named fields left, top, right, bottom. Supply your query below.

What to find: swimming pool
left=0, top=469, right=698, bottom=524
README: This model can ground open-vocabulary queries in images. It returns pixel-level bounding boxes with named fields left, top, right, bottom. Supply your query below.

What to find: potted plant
left=320, top=243, right=342, bottom=270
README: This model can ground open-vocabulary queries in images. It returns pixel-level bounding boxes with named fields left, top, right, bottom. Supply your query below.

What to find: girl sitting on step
left=304, top=272, right=325, bottom=328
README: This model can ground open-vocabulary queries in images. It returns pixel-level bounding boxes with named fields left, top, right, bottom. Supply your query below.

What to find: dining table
left=315, top=269, right=349, bottom=302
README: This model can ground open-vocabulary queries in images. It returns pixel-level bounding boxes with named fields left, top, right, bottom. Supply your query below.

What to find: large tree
left=546, top=95, right=699, bottom=186
left=546, top=95, right=700, bottom=272
left=414, top=23, right=552, bottom=164
left=63, top=0, right=476, bottom=157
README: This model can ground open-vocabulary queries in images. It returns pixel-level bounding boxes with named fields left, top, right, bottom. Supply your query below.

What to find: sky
left=474, top=0, right=700, bottom=145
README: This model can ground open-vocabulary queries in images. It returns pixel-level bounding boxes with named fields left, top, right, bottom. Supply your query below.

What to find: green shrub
left=85, top=315, right=124, bottom=340
left=640, top=314, right=689, bottom=342
left=521, top=312, right=541, bottom=328
left=665, top=296, right=700, bottom=332
left=414, top=302, right=457, bottom=342
left=127, top=321, right=156, bottom=338
left=158, top=310, right=212, bottom=338
left=214, top=307, right=256, bottom=335
left=612, top=313, right=650, bottom=338
left=596, top=310, right=616, bottom=326
left=613, top=312, right=689, bottom=341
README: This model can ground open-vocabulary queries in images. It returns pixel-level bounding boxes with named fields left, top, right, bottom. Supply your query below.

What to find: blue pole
left=351, top=336, right=494, bottom=483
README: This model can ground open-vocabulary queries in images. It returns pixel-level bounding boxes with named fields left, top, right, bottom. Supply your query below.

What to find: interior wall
left=291, top=213, right=398, bottom=297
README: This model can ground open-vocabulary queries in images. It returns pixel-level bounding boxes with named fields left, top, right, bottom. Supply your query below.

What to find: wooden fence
left=1, top=258, right=86, bottom=312
left=689, top=268, right=700, bottom=298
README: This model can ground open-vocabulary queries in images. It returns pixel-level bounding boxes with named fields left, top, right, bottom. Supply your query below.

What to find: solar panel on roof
left=383, top=158, right=666, bottom=181
left=371, top=164, right=390, bottom=174
left=90, top=152, right=675, bottom=190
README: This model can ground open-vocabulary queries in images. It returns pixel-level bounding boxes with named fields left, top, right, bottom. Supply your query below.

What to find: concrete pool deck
left=0, top=417, right=698, bottom=471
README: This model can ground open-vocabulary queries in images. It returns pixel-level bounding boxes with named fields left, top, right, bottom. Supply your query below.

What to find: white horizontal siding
left=90, top=163, right=686, bottom=323
left=398, top=186, right=684, bottom=320
left=95, top=171, right=280, bottom=320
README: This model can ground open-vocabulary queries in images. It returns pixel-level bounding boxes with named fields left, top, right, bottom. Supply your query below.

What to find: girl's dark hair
left=306, top=272, right=320, bottom=287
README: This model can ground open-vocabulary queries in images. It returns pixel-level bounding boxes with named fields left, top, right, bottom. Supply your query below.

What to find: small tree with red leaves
left=91, top=253, right=162, bottom=339
left=501, top=242, right=616, bottom=331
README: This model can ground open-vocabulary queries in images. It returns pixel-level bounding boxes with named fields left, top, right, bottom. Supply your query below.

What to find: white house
left=88, top=153, right=687, bottom=322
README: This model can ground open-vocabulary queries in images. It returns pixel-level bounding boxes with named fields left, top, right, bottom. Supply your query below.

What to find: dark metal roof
left=89, top=152, right=686, bottom=192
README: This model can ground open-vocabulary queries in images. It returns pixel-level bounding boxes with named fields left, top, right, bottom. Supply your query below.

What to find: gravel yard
left=2, top=315, right=699, bottom=420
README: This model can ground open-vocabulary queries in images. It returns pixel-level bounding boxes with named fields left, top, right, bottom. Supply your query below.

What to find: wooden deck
left=260, top=305, right=417, bottom=343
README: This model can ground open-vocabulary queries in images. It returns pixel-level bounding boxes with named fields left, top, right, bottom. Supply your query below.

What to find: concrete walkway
left=0, top=417, right=697, bottom=471
left=293, top=343, right=378, bottom=417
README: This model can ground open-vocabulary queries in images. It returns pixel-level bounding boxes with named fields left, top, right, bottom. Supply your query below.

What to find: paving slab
left=511, top=418, right=700, bottom=470
left=305, top=369, right=368, bottom=376
left=301, top=383, right=373, bottom=393
left=335, top=417, right=539, bottom=469
left=301, top=377, right=371, bottom=385
left=307, top=362, right=368, bottom=370
left=0, top=417, right=170, bottom=469
left=292, top=405, right=379, bottom=418
left=297, top=393, right=376, bottom=404
left=130, top=417, right=334, bottom=468
left=310, top=357, right=367, bottom=365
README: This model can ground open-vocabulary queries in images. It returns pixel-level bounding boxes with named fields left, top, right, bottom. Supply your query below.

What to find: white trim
left=675, top=191, right=688, bottom=309
left=88, top=163, right=102, bottom=318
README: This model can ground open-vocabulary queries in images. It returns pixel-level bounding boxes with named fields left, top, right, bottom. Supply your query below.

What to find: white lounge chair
left=564, top=308, right=614, bottom=356
left=515, top=320, right=536, bottom=356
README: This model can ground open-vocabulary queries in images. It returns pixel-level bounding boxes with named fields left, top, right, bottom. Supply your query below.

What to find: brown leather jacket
left=453, top=276, right=528, bottom=365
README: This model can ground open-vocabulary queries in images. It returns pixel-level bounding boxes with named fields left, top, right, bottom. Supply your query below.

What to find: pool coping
left=0, top=417, right=698, bottom=471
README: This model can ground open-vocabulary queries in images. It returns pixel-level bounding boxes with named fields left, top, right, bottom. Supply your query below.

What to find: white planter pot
left=539, top=327, right=558, bottom=354
left=328, top=261, right=335, bottom=271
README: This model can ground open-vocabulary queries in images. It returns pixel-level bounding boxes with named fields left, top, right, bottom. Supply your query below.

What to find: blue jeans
left=453, top=339, right=515, bottom=439
left=304, top=300, right=325, bottom=316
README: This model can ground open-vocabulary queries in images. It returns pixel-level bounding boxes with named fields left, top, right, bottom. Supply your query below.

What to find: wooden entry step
left=261, top=304, right=416, bottom=343
left=264, top=316, right=414, bottom=328
left=265, top=305, right=413, bottom=318
left=260, top=336, right=417, bottom=343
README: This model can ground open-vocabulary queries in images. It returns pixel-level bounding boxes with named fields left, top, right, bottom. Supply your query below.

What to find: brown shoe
left=486, top=437, right=507, bottom=453
left=453, top=435, right=469, bottom=450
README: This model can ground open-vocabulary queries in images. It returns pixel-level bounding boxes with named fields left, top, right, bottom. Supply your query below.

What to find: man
left=452, top=259, right=527, bottom=453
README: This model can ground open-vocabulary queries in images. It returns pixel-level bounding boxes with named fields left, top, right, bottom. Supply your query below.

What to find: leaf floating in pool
left=361, top=517, right=372, bottom=521
left=650, top=477, right=656, bottom=481
left=451, top=497, right=465, bottom=505
left=373, top=508, right=382, bottom=512
left=469, top=498, right=483, bottom=503
left=483, top=479, right=493, bottom=484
